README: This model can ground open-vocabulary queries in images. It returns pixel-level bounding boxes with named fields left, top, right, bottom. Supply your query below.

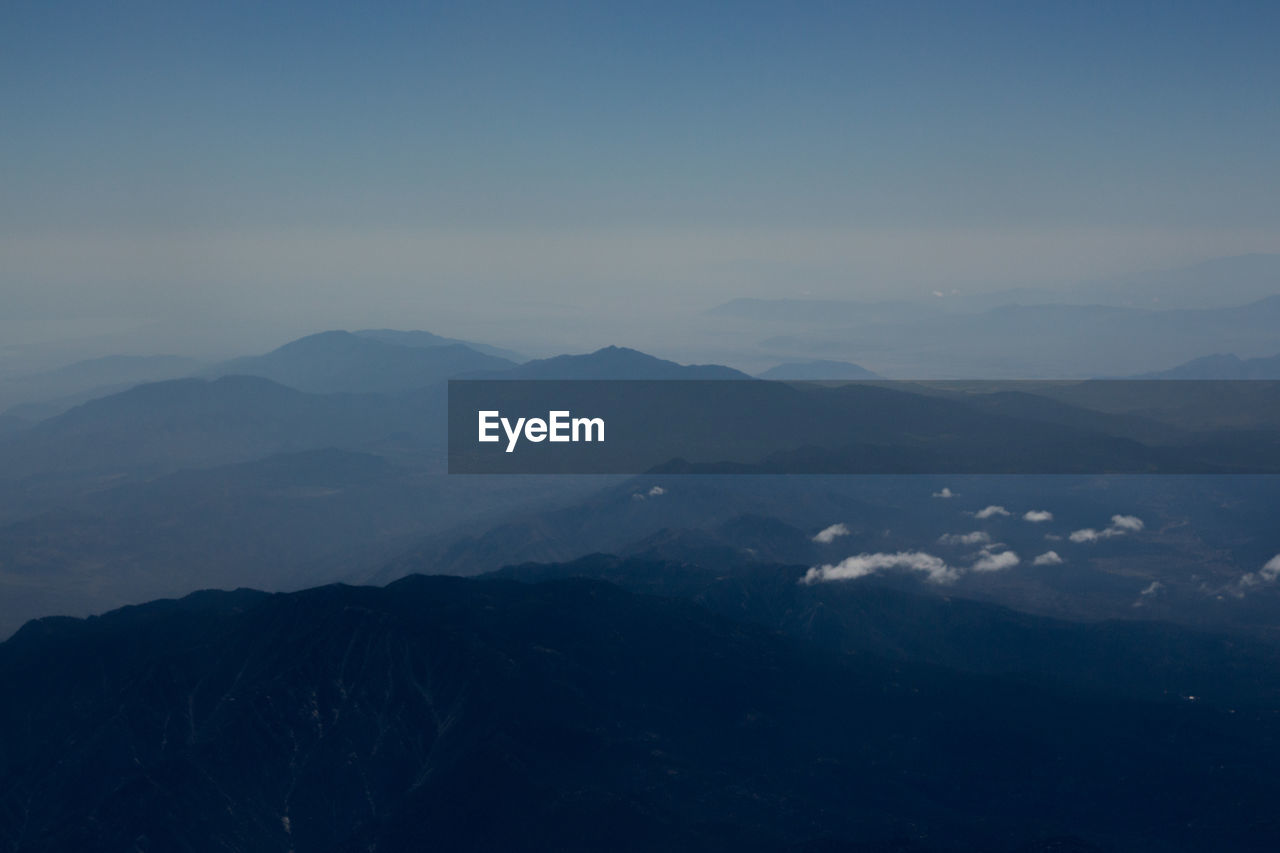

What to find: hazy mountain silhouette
left=756, top=360, right=881, bottom=380
left=2, top=574, right=1277, bottom=851
left=708, top=298, right=938, bottom=325
left=0, top=354, right=203, bottom=414
left=1138, top=352, right=1280, bottom=379
left=353, top=328, right=525, bottom=362
left=209, top=331, right=516, bottom=393
left=470, top=345, right=750, bottom=379
left=0, top=375, right=437, bottom=484
left=948, top=254, right=1280, bottom=312
left=744, top=295, right=1280, bottom=378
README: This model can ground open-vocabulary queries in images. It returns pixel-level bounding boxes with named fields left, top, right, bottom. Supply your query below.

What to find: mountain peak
left=485, top=346, right=750, bottom=380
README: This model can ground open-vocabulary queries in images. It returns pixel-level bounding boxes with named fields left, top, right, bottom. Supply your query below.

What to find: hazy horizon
left=4, top=2, right=1280, bottom=367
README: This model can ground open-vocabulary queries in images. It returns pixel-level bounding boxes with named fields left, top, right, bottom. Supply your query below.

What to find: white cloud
left=973, top=505, right=1011, bottom=519
left=1032, top=550, right=1064, bottom=566
left=801, top=551, right=959, bottom=585
left=1133, top=580, right=1165, bottom=607
left=938, top=531, right=991, bottom=546
left=648, top=485, right=666, bottom=497
left=1230, top=554, right=1280, bottom=596
left=970, top=549, right=1020, bottom=573
left=1022, top=510, right=1053, bottom=523
left=932, top=487, right=955, bottom=499
left=1069, top=514, right=1145, bottom=543
left=1044, top=533, right=1063, bottom=541
left=812, top=523, right=850, bottom=544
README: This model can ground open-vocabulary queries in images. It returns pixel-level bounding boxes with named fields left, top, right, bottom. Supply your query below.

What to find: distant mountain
left=0, top=375, right=438, bottom=484
left=946, top=254, right=1280, bottom=312
left=353, top=328, right=525, bottom=362
left=3, top=574, right=1277, bottom=851
left=1052, top=253, right=1280, bottom=311
left=1139, top=352, right=1280, bottom=379
left=707, top=297, right=938, bottom=325
left=0, top=354, right=203, bottom=411
left=209, top=331, right=516, bottom=393
left=0, top=447, right=596, bottom=637
left=756, top=295, right=1280, bottom=378
left=470, top=345, right=750, bottom=380
left=756, top=359, right=881, bottom=380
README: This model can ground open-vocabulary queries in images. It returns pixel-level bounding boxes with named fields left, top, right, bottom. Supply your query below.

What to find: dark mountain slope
left=2, top=576, right=1278, bottom=851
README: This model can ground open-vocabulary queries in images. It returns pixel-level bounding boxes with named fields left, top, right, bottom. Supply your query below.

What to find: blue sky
left=2, top=1, right=1279, bottom=354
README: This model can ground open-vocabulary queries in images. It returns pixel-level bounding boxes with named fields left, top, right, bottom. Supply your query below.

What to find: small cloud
left=1069, top=514, right=1144, bottom=543
left=1133, top=580, right=1165, bottom=607
left=938, top=531, right=991, bottom=546
left=932, top=290, right=945, bottom=298
left=1023, top=510, right=1053, bottom=523
left=648, top=485, right=666, bottom=497
left=932, top=487, right=955, bottom=499
left=631, top=493, right=646, bottom=501
left=1032, top=550, right=1064, bottom=566
left=970, top=549, right=1020, bottom=573
left=1044, top=533, right=1063, bottom=541
left=801, top=551, right=958, bottom=585
left=973, top=505, right=1011, bottom=519
left=812, top=523, right=850, bottom=544
left=1228, top=554, right=1280, bottom=596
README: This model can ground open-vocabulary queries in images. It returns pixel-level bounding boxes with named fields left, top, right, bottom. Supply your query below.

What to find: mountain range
left=1139, top=352, right=1280, bottom=379
left=3, top=571, right=1278, bottom=851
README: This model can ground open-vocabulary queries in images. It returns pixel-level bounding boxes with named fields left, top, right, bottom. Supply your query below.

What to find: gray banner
left=448, top=379, right=1280, bottom=474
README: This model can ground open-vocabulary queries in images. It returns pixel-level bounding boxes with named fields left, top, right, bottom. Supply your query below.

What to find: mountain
left=490, top=554, right=1280, bottom=709
left=1054, top=253, right=1280, bottom=311
left=209, top=331, right=516, bottom=393
left=0, top=354, right=203, bottom=412
left=1139, top=352, right=1280, bottom=379
left=0, top=448, right=598, bottom=637
left=370, top=469, right=1280, bottom=637
left=471, top=346, right=750, bottom=380
left=0, top=375, right=439, bottom=486
left=707, top=298, right=938, bottom=325
left=353, top=328, right=525, bottom=362
left=756, top=360, right=881, bottom=380
left=2, top=574, right=1277, bottom=851
left=755, top=296, right=1280, bottom=378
